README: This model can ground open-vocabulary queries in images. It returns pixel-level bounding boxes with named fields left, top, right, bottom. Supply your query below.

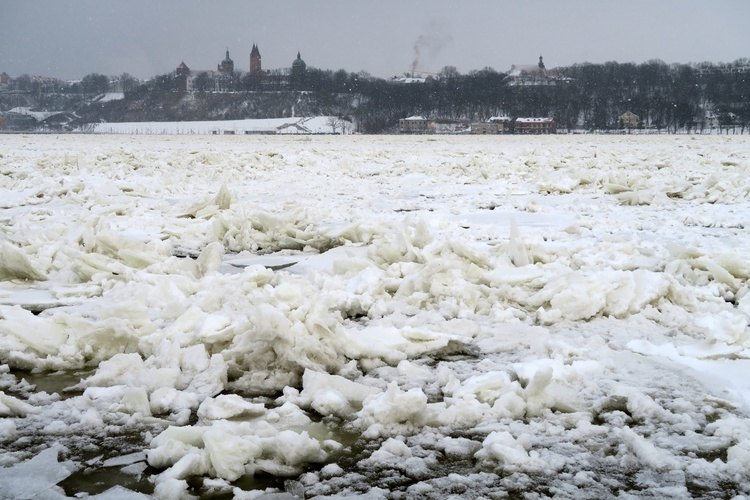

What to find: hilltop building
left=391, top=76, right=430, bottom=84
left=250, top=43, right=262, bottom=74
left=175, top=45, right=306, bottom=91
left=175, top=61, right=224, bottom=92
left=218, top=49, right=234, bottom=73
left=0, top=73, right=61, bottom=93
left=696, top=62, right=750, bottom=76
left=508, top=55, right=571, bottom=86
left=291, top=52, right=306, bottom=77
left=176, top=62, right=190, bottom=77
left=290, top=52, right=307, bottom=87
left=509, top=55, right=547, bottom=80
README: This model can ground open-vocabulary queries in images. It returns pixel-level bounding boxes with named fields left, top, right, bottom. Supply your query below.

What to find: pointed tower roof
left=292, top=51, right=306, bottom=70
left=251, top=43, right=261, bottom=57
left=176, top=61, right=191, bottom=77
left=223, top=48, right=232, bottom=64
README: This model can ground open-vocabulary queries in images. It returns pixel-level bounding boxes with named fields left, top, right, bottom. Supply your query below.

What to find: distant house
left=472, top=122, right=501, bottom=134
left=704, top=113, right=720, bottom=130
left=0, top=72, right=11, bottom=91
left=618, top=111, right=640, bottom=129
left=513, top=117, right=557, bottom=134
left=434, top=119, right=469, bottom=134
left=472, top=116, right=556, bottom=135
left=471, top=116, right=512, bottom=134
left=0, top=112, right=38, bottom=131
left=411, top=115, right=555, bottom=135
left=399, top=116, right=435, bottom=134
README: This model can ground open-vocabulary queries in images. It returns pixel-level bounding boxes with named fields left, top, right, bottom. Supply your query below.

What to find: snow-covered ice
left=0, top=133, right=749, bottom=498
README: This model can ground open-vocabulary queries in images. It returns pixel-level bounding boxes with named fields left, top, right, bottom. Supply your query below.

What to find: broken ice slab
left=0, top=284, right=88, bottom=313
left=222, top=254, right=301, bottom=272
left=222, top=245, right=370, bottom=275
left=101, top=451, right=148, bottom=468
left=0, top=446, right=77, bottom=499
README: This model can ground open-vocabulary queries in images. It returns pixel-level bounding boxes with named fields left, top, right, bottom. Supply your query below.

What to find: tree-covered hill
left=2, top=59, right=748, bottom=133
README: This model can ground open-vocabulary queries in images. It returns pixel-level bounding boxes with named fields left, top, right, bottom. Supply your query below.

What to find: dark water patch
left=57, top=427, right=161, bottom=496
left=690, top=445, right=729, bottom=463
left=59, top=462, right=156, bottom=497
left=172, top=247, right=200, bottom=259
left=8, top=368, right=89, bottom=399
left=686, top=478, right=743, bottom=499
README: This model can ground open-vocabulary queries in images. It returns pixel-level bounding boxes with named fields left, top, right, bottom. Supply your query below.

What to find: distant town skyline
left=1, top=0, right=749, bottom=81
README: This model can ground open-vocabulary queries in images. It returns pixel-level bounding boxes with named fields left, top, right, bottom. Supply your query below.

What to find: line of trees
left=349, top=60, right=750, bottom=133
left=4, top=72, right=141, bottom=97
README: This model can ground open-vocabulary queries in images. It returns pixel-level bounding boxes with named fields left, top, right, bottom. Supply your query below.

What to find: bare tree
left=339, top=118, right=352, bottom=135
left=81, top=73, right=109, bottom=95
left=119, top=73, right=138, bottom=94
left=192, top=72, right=213, bottom=93
left=327, top=116, right=339, bottom=134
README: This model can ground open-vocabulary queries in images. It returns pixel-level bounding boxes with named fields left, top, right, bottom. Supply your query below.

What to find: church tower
left=291, top=51, right=307, bottom=88
left=538, top=55, right=546, bottom=71
left=291, top=51, right=306, bottom=74
left=250, top=43, right=262, bottom=74
left=218, top=48, right=234, bottom=73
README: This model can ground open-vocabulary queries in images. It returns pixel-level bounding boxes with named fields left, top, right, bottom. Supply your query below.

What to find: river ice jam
left=0, top=134, right=749, bottom=498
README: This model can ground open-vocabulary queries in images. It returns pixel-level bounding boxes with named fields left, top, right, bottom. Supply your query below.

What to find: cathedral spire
left=250, top=43, right=262, bottom=74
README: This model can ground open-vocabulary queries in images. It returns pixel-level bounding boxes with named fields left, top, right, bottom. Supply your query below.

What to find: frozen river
left=1, top=134, right=749, bottom=498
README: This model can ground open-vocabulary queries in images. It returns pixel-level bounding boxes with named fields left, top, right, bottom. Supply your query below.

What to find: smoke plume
left=411, top=20, right=452, bottom=75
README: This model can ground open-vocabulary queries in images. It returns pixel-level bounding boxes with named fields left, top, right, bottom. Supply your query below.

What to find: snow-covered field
left=1, top=134, right=749, bottom=499
left=87, top=117, right=345, bottom=136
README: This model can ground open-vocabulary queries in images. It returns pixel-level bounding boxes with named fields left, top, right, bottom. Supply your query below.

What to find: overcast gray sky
left=1, top=0, right=748, bottom=80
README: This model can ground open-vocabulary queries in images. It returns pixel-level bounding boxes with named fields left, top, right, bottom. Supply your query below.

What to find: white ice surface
left=0, top=134, right=749, bottom=498
left=0, top=446, right=75, bottom=499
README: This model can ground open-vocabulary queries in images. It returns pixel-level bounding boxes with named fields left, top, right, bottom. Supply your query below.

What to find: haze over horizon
left=1, top=0, right=749, bottom=81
